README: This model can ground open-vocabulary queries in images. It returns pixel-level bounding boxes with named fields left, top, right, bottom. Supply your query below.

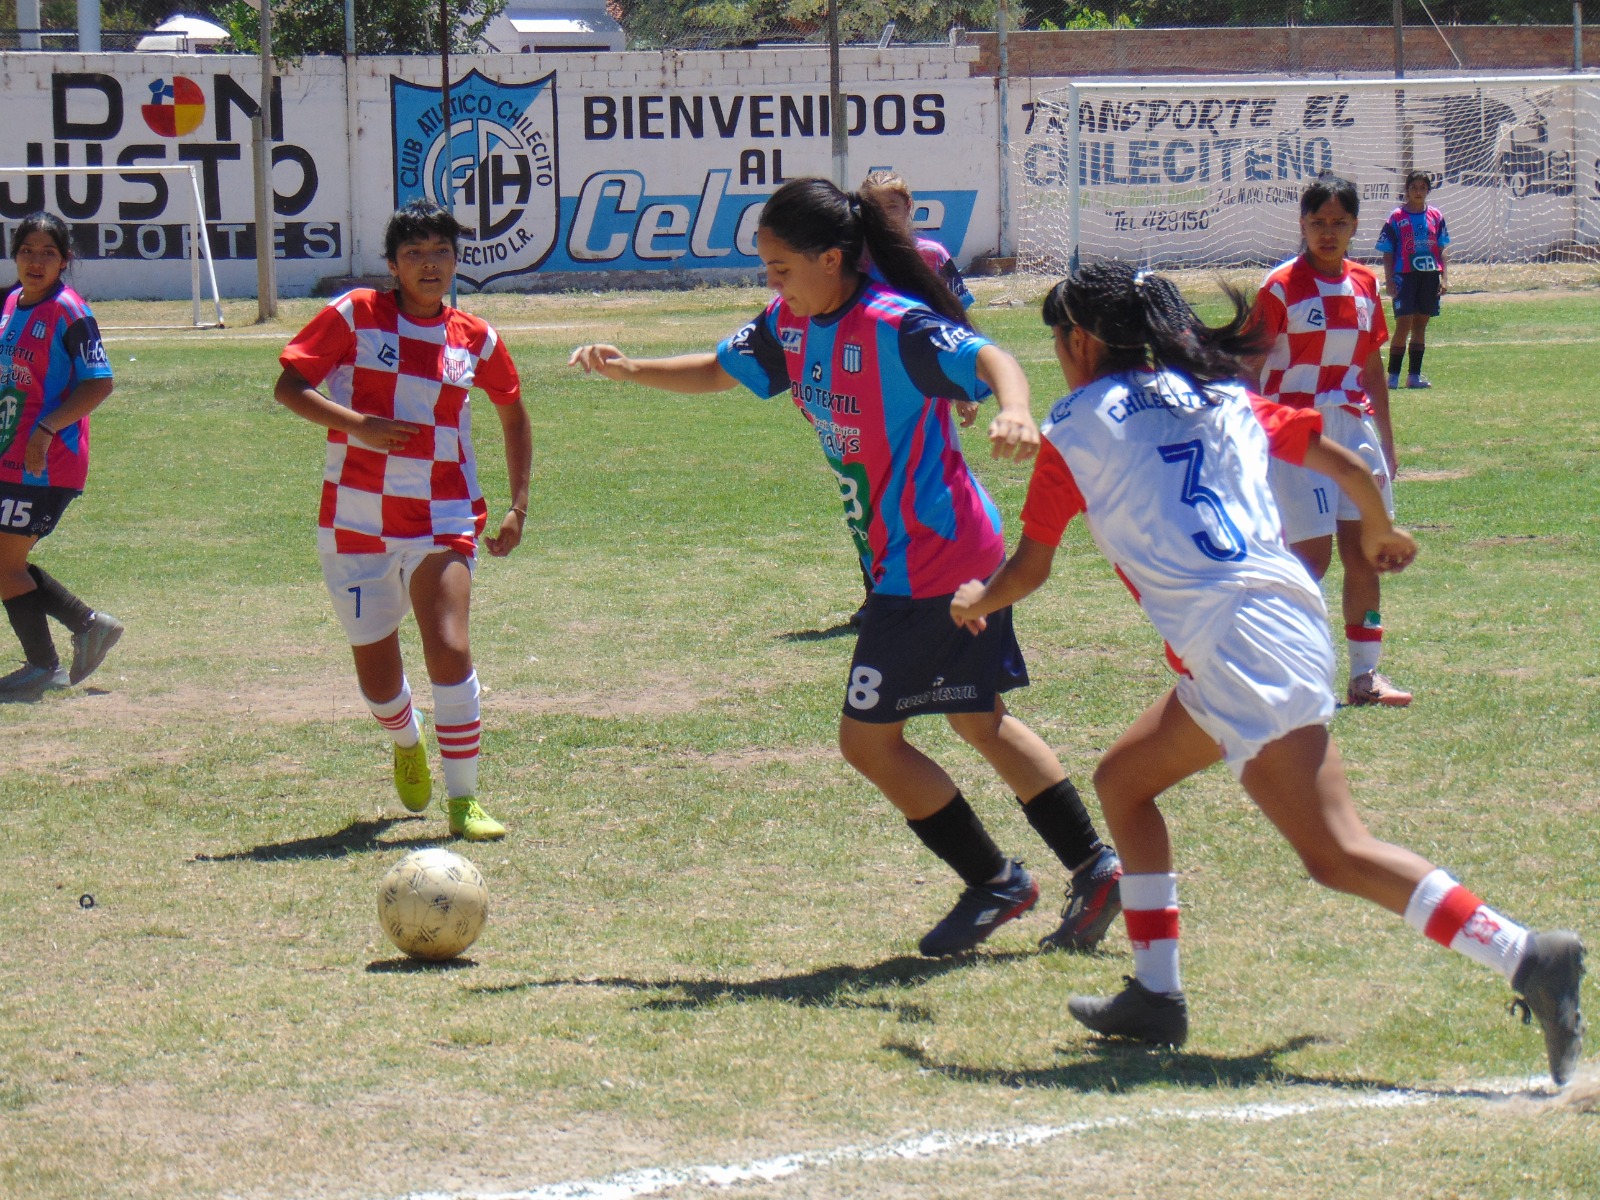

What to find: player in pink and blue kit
left=1376, top=170, right=1450, bottom=389
left=0, top=212, right=123, bottom=698
left=571, top=177, right=1122, bottom=958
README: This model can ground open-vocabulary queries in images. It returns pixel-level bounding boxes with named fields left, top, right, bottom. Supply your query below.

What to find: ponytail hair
left=1042, top=260, right=1266, bottom=390
left=758, top=177, right=970, bottom=328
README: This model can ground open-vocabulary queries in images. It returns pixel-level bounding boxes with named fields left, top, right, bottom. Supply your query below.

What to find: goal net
left=0, top=164, right=225, bottom=329
left=1013, top=74, right=1600, bottom=274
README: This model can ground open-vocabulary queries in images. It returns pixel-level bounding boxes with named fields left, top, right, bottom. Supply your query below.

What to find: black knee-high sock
left=1388, top=344, right=1405, bottom=379
left=1408, top=343, right=1426, bottom=378
left=906, top=792, right=1006, bottom=887
left=26, top=565, right=94, bottom=634
left=1019, top=778, right=1104, bottom=873
left=3, top=590, right=60, bottom=669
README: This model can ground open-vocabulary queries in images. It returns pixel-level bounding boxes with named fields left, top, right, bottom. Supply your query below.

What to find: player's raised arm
left=975, top=344, right=1039, bottom=462
left=568, top=345, right=738, bottom=394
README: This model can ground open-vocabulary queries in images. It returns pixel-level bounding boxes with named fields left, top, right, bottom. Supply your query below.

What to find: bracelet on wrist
left=35, top=424, right=57, bottom=439
left=509, top=506, right=527, bottom=518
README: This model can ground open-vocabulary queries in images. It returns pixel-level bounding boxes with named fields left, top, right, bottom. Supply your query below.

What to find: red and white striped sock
left=1403, top=868, right=1530, bottom=981
left=432, top=671, right=482, bottom=800
left=364, top=679, right=421, bottom=748
left=1122, top=872, right=1182, bottom=995
left=1346, top=617, right=1383, bottom=679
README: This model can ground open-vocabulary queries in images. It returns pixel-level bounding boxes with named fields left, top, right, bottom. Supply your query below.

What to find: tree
left=214, top=0, right=506, bottom=58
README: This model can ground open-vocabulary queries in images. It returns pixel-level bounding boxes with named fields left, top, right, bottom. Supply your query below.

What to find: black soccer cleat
left=1069, top=976, right=1189, bottom=1047
left=918, top=861, right=1039, bottom=957
left=1511, top=930, right=1586, bottom=1086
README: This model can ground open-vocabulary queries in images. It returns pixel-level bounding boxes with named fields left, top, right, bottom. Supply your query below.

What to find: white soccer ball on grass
left=377, top=848, right=488, bottom=961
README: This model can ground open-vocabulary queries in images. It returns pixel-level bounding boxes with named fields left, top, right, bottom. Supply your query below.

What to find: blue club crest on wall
left=391, top=69, right=560, bottom=287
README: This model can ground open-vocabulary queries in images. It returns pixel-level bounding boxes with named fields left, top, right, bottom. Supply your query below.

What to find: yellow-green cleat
left=393, top=741, right=433, bottom=812
left=448, top=796, right=506, bottom=841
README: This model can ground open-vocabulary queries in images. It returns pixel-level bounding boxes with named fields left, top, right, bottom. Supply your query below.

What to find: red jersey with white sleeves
left=279, top=289, right=521, bottom=556
left=1254, top=256, right=1388, bottom=415
left=1020, top=370, right=1325, bottom=666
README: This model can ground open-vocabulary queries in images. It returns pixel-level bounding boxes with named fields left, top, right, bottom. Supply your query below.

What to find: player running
left=1249, top=174, right=1411, bottom=709
left=570, top=176, right=1123, bottom=958
left=950, top=261, right=1585, bottom=1085
left=1377, top=170, right=1450, bottom=389
left=274, top=200, right=532, bottom=841
left=0, top=211, right=123, bottom=699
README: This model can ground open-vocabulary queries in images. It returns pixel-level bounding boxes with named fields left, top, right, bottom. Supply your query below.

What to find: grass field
left=1, top=275, right=1597, bottom=1200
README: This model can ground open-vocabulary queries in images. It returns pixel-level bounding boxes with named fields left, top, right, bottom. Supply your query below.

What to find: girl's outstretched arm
left=950, top=536, right=1058, bottom=634
left=1301, top=437, right=1418, bottom=573
left=974, top=344, right=1039, bottom=462
left=569, top=345, right=738, bottom=394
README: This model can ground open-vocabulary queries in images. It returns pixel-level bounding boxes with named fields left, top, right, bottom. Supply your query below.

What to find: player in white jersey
left=949, top=261, right=1584, bottom=1085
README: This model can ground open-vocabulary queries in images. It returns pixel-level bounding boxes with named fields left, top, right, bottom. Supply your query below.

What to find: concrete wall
left=0, top=44, right=997, bottom=298
left=967, top=25, right=1596, bottom=77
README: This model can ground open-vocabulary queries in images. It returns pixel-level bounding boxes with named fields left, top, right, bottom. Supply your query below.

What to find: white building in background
left=480, top=0, right=625, bottom=54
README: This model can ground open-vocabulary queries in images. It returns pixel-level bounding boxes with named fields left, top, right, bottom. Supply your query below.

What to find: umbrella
left=136, top=15, right=232, bottom=52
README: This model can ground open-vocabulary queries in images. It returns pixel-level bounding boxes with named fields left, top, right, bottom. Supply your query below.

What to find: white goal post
left=1014, top=73, right=1600, bottom=273
left=0, top=163, right=225, bottom=328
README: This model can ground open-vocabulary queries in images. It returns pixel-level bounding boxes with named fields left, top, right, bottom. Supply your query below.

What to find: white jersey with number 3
left=1020, top=371, right=1327, bottom=666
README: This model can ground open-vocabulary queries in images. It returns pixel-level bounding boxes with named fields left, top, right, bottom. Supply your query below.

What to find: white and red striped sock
left=365, top=679, right=421, bottom=748
left=432, top=671, right=482, bottom=800
left=1122, top=872, right=1182, bottom=995
left=1403, top=868, right=1530, bottom=981
left=1346, top=616, right=1382, bottom=679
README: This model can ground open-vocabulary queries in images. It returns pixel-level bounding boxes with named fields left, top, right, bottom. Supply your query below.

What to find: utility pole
left=255, top=0, right=279, bottom=320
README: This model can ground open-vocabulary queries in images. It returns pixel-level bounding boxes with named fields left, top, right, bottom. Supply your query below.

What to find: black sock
left=1388, top=345, right=1404, bottom=379
left=27, top=565, right=94, bottom=634
left=4, top=590, right=60, bottom=669
left=1408, top=344, right=1426, bottom=378
left=906, top=792, right=1006, bottom=887
left=1019, top=778, right=1103, bottom=872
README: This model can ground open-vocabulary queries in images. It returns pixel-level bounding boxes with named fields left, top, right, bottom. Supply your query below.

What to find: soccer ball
left=377, top=848, right=488, bottom=961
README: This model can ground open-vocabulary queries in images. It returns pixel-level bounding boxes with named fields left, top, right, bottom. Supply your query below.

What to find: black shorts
left=1393, top=272, right=1442, bottom=318
left=842, top=591, right=1029, bottom=724
left=0, top=482, right=80, bottom=540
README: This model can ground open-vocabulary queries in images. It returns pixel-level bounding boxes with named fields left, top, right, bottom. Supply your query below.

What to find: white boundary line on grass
left=388, top=1076, right=1546, bottom=1200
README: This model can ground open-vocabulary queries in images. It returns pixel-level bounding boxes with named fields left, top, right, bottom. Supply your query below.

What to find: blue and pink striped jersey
left=717, top=282, right=1004, bottom=599
left=1376, top=205, right=1449, bottom=275
left=0, top=281, right=112, bottom=489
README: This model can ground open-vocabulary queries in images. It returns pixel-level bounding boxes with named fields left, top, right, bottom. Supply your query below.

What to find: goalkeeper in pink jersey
left=573, top=177, right=1123, bottom=959
left=275, top=200, right=532, bottom=842
left=950, top=261, right=1583, bottom=1084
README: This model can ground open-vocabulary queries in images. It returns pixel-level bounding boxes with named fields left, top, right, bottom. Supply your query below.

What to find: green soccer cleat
left=393, top=741, right=432, bottom=812
left=448, top=796, right=506, bottom=841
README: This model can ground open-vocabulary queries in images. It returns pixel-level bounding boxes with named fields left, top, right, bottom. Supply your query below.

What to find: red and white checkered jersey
left=280, top=289, right=521, bottom=555
left=1020, top=370, right=1325, bottom=667
left=1254, top=256, right=1388, bottom=414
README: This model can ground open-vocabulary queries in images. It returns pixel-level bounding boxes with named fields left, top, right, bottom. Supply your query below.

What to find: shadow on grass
left=366, top=956, right=479, bottom=973
left=466, top=952, right=1031, bottom=1019
left=885, top=1035, right=1507, bottom=1096
left=191, top=815, right=442, bottom=863
left=775, top=622, right=856, bottom=643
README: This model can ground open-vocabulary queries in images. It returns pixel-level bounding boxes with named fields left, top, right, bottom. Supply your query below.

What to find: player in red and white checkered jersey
left=1249, top=175, right=1411, bottom=710
left=275, top=200, right=532, bottom=842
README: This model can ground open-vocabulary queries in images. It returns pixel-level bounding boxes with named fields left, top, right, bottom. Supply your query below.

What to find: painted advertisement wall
left=1007, top=76, right=1600, bottom=267
left=0, top=49, right=999, bottom=299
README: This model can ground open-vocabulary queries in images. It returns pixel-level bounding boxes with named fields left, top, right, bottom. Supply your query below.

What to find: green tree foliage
left=214, top=0, right=506, bottom=57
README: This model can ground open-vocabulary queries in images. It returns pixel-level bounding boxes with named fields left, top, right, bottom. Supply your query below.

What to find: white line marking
left=384, top=1077, right=1548, bottom=1200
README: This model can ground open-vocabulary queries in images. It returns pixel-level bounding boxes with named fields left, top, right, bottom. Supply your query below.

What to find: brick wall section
left=967, top=27, right=1596, bottom=76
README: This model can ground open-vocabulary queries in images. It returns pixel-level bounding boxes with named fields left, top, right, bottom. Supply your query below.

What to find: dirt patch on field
left=1395, top=467, right=1473, bottom=483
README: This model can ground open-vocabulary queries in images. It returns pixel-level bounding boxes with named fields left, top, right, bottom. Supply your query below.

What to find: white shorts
left=1268, top=406, right=1393, bottom=544
left=1174, top=588, right=1337, bottom=779
left=320, top=546, right=472, bottom=646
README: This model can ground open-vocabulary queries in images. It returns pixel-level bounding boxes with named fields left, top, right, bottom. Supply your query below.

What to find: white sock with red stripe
left=1122, top=872, right=1183, bottom=995
left=1346, top=612, right=1383, bottom=678
left=365, top=679, right=421, bottom=748
left=1403, top=868, right=1530, bottom=981
left=432, top=671, right=482, bottom=799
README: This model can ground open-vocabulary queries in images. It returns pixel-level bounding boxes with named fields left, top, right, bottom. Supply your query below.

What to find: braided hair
left=758, top=177, right=970, bottom=328
left=1041, top=260, right=1265, bottom=392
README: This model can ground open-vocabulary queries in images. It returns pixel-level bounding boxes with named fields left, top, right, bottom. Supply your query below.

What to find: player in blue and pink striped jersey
left=571, top=177, right=1123, bottom=959
left=0, top=212, right=123, bottom=698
